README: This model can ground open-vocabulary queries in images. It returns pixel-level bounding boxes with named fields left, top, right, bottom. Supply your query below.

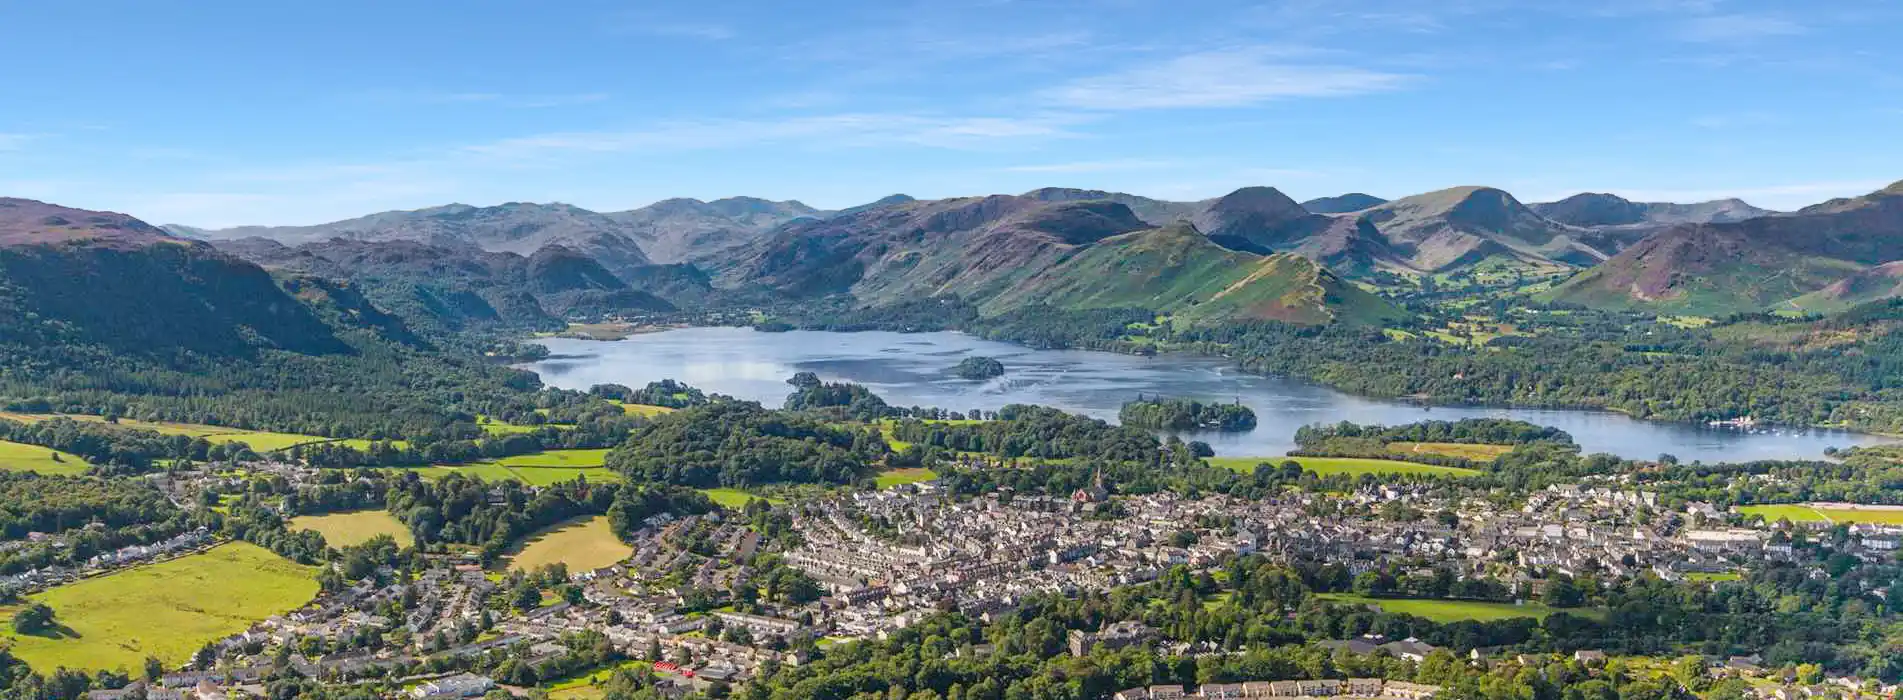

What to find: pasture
left=506, top=516, right=633, bottom=573
left=0, top=542, right=318, bottom=672
left=0, top=439, right=88, bottom=476
left=700, top=487, right=782, bottom=508
left=1209, top=455, right=1481, bottom=478
left=1737, top=504, right=1830, bottom=523
left=0, top=412, right=328, bottom=452
left=875, top=468, right=938, bottom=488
left=1386, top=442, right=1513, bottom=461
left=290, top=510, right=414, bottom=547
left=1742, top=503, right=1903, bottom=525
left=1317, top=593, right=1597, bottom=622
left=614, top=402, right=677, bottom=418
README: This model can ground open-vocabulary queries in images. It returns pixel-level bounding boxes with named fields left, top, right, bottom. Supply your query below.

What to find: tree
left=144, top=656, right=165, bottom=682
left=10, top=603, right=53, bottom=634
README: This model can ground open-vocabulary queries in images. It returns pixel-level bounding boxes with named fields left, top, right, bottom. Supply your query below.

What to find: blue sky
left=3, top=0, right=1900, bottom=227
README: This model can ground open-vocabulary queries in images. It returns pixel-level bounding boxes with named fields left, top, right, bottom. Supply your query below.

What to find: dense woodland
left=1119, top=396, right=1258, bottom=432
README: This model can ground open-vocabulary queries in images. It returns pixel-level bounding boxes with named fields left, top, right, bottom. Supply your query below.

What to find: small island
left=953, top=356, right=1006, bottom=380
left=1119, top=395, right=1257, bottom=432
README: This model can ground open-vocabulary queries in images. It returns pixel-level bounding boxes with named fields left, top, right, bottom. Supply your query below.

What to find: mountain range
left=13, top=175, right=1891, bottom=332
left=1545, top=180, right=1903, bottom=315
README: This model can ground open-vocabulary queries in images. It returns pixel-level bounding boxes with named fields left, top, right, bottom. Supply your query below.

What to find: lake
left=525, top=327, right=1889, bottom=463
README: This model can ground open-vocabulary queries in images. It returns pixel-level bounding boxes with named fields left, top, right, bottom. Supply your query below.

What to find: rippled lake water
left=524, top=327, right=1889, bottom=462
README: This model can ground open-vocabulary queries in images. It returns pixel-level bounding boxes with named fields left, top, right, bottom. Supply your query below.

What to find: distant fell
left=1301, top=193, right=1387, bottom=214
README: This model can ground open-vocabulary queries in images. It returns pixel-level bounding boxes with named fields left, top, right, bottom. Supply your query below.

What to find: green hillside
left=989, top=224, right=1404, bottom=325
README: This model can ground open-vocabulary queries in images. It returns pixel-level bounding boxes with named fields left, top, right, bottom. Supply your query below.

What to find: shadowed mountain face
left=1547, top=181, right=1903, bottom=315
left=1300, top=193, right=1387, bottom=214
left=213, top=237, right=677, bottom=334
left=0, top=200, right=372, bottom=358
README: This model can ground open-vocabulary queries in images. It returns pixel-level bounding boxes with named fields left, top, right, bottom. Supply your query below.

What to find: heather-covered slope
left=1361, top=187, right=1608, bottom=271
left=1547, top=181, right=1903, bottom=315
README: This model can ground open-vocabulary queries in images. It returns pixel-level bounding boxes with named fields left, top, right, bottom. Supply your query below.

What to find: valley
left=4, top=180, right=1903, bottom=700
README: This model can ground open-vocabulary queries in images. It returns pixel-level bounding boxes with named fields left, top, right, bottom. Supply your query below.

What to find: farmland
left=1316, top=593, right=1598, bottom=622
left=1740, top=503, right=1903, bottom=525
left=700, top=488, right=782, bottom=508
left=290, top=510, right=414, bottom=547
left=384, top=449, right=621, bottom=485
left=506, top=516, right=633, bottom=573
left=0, top=439, right=88, bottom=476
left=0, top=542, right=318, bottom=672
left=1385, top=442, right=1513, bottom=461
left=874, top=467, right=938, bottom=488
left=1208, top=455, right=1481, bottom=478
left=0, top=412, right=329, bottom=452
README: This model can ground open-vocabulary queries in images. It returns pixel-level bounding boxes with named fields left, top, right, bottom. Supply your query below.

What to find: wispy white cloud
left=461, top=113, right=1083, bottom=159
left=1676, top=14, right=1806, bottom=42
left=1045, top=47, right=1411, bottom=110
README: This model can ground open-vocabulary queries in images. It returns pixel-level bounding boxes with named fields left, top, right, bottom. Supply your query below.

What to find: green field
left=476, top=415, right=544, bottom=435
left=1737, top=504, right=1831, bottom=523
left=613, top=402, right=677, bottom=418
left=0, top=439, right=89, bottom=476
left=1317, top=594, right=1597, bottom=622
left=505, top=516, right=633, bottom=573
left=1684, top=572, right=1743, bottom=583
left=290, top=510, right=414, bottom=547
left=0, top=412, right=328, bottom=452
left=545, top=659, right=649, bottom=699
left=875, top=468, right=938, bottom=488
left=1741, top=503, right=1903, bottom=525
left=385, top=449, right=620, bottom=485
left=1386, top=442, right=1513, bottom=461
left=1209, top=455, right=1481, bottom=478
left=493, top=449, right=611, bottom=468
left=700, top=487, right=782, bottom=508
left=0, top=542, right=318, bottom=671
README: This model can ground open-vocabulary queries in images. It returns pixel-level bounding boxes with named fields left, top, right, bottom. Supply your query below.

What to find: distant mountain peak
left=1301, top=193, right=1387, bottom=214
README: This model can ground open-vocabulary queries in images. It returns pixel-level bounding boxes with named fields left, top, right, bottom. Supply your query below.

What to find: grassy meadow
left=0, top=439, right=89, bottom=476
left=383, top=449, right=621, bottom=485
left=0, top=412, right=328, bottom=452
left=290, top=510, right=414, bottom=547
left=700, top=487, right=782, bottom=508
left=874, top=468, right=939, bottom=488
left=1317, top=593, right=1598, bottom=622
left=1740, top=503, right=1903, bottom=525
left=1385, top=442, right=1513, bottom=461
left=0, top=542, right=318, bottom=672
left=506, top=516, right=632, bottom=573
left=1209, top=455, right=1481, bottom=478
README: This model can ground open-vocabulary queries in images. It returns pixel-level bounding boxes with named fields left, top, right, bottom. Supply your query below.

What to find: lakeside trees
left=1119, top=396, right=1257, bottom=432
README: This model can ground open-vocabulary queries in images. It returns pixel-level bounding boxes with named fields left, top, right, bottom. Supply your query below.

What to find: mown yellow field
left=506, top=516, right=632, bottom=573
left=1386, top=442, right=1513, bottom=461
left=290, top=510, right=414, bottom=547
